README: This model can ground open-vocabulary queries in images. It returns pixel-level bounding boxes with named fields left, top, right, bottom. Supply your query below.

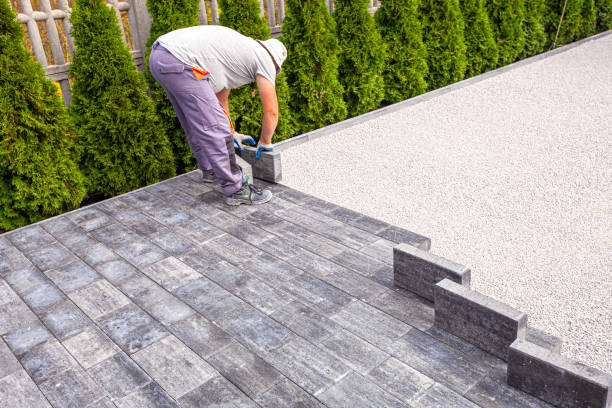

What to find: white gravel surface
left=281, top=33, right=612, bottom=374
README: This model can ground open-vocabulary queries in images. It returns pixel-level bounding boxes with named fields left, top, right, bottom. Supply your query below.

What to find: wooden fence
left=10, top=0, right=382, bottom=107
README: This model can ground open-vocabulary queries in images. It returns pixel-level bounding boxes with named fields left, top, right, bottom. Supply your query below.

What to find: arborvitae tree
left=375, top=0, right=428, bottom=103
left=459, top=0, right=498, bottom=77
left=544, top=0, right=584, bottom=47
left=333, top=0, right=386, bottom=116
left=0, top=0, right=86, bottom=230
left=219, top=0, right=296, bottom=143
left=420, top=0, right=468, bottom=89
left=70, top=0, right=175, bottom=197
left=146, top=0, right=199, bottom=172
left=580, top=0, right=597, bottom=37
left=520, top=0, right=546, bottom=58
left=488, top=0, right=526, bottom=66
left=595, top=0, right=612, bottom=31
left=282, top=0, right=347, bottom=133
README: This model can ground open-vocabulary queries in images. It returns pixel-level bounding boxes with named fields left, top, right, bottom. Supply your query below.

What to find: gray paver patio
left=0, top=172, right=554, bottom=407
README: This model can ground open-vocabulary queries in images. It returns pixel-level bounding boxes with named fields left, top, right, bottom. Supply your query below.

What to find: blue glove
left=256, top=141, right=274, bottom=159
left=233, top=132, right=256, bottom=152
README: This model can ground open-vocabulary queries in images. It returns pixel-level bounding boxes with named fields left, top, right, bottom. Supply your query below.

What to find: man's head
left=261, top=39, right=287, bottom=74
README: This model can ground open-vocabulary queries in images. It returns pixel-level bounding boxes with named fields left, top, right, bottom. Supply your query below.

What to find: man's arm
left=215, top=88, right=231, bottom=124
left=256, top=74, right=278, bottom=145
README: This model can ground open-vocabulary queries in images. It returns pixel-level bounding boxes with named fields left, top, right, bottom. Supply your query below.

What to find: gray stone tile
left=318, top=371, right=408, bottom=408
left=0, top=369, right=51, bottom=407
left=97, top=197, right=135, bottom=218
left=280, top=274, right=354, bottom=315
left=348, top=213, right=391, bottom=235
left=265, top=335, right=351, bottom=395
left=76, top=242, right=120, bottom=267
left=26, top=242, right=76, bottom=271
left=4, top=265, right=47, bottom=295
left=23, top=282, right=66, bottom=314
left=45, top=259, right=101, bottom=293
left=392, top=329, right=487, bottom=394
left=69, top=207, right=113, bottom=231
left=200, top=208, right=243, bottom=230
left=121, top=190, right=163, bottom=211
left=39, top=368, right=105, bottom=408
left=379, top=225, right=431, bottom=250
left=145, top=292, right=194, bottom=326
left=20, top=340, right=78, bottom=384
left=367, top=357, right=434, bottom=403
left=173, top=217, right=226, bottom=244
left=218, top=305, right=293, bottom=354
left=114, top=382, right=179, bottom=408
left=95, top=259, right=139, bottom=285
left=321, top=268, right=388, bottom=301
left=465, top=376, right=554, bottom=408
left=144, top=180, right=178, bottom=197
left=270, top=300, right=342, bottom=345
left=114, top=211, right=166, bottom=236
left=224, top=221, right=276, bottom=246
left=91, top=223, right=139, bottom=249
left=203, top=233, right=262, bottom=265
left=149, top=229, right=194, bottom=256
left=177, top=244, right=224, bottom=273
left=359, top=238, right=395, bottom=264
left=0, top=236, right=10, bottom=250
left=144, top=202, right=192, bottom=226
left=114, top=238, right=168, bottom=267
left=257, top=236, right=307, bottom=261
left=118, top=273, right=164, bottom=303
left=87, top=397, right=117, bottom=408
left=330, top=248, right=388, bottom=277
left=88, top=353, right=150, bottom=400
left=234, top=251, right=302, bottom=287
left=321, top=329, right=389, bottom=375
left=54, top=228, right=100, bottom=253
left=96, top=303, right=169, bottom=354
left=208, top=340, right=284, bottom=398
left=330, top=300, right=411, bottom=353
left=0, top=278, right=21, bottom=304
left=169, top=314, right=232, bottom=359
left=41, top=300, right=93, bottom=341
left=178, top=374, right=259, bottom=408
left=173, top=278, right=245, bottom=322
left=0, top=338, right=21, bottom=379
left=412, top=383, right=479, bottom=408
left=3, top=320, right=52, bottom=356
left=367, top=289, right=435, bottom=331
left=276, top=189, right=311, bottom=205
left=69, top=280, right=131, bottom=320
left=141, top=256, right=201, bottom=292
left=0, top=246, right=33, bottom=277
left=0, top=299, right=38, bottom=335
left=132, top=335, right=217, bottom=399
left=8, top=225, right=56, bottom=253
left=285, top=248, right=347, bottom=279
left=203, top=261, right=294, bottom=315
left=62, top=326, right=120, bottom=369
left=255, top=378, right=325, bottom=408
left=368, top=263, right=396, bottom=288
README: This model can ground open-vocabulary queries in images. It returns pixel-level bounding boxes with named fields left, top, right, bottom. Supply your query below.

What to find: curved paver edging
left=274, top=30, right=612, bottom=153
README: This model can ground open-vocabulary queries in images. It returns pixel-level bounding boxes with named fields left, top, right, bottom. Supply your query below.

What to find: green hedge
left=70, top=0, right=175, bottom=197
left=0, top=0, right=86, bottom=231
left=460, top=0, right=498, bottom=77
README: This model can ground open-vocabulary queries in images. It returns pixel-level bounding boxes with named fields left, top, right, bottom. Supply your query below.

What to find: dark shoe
left=202, top=172, right=218, bottom=183
left=225, top=176, right=272, bottom=206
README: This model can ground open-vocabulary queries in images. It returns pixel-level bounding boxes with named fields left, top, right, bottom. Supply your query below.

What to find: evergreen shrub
left=0, top=0, right=86, bottom=231
left=146, top=0, right=199, bottom=172
left=333, top=0, right=386, bottom=116
left=488, top=0, right=526, bottom=66
left=219, top=0, right=296, bottom=143
left=420, top=0, right=468, bottom=89
left=459, top=0, right=498, bottom=77
left=70, top=0, right=175, bottom=197
left=519, top=0, right=546, bottom=58
left=375, top=0, right=428, bottom=103
left=580, top=0, right=597, bottom=37
left=595, top=0, right=612, bottom=31
left=544, top=0, right=584, bottom=46
left=282, top=0, right=347, bottom=134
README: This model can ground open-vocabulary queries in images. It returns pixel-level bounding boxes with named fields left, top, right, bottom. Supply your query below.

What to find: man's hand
left=256, top=140, right=274, bottom=159
left=233, top=132, right=256, bottom=152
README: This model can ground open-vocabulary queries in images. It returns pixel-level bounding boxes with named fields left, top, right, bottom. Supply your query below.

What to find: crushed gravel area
left=281, top=33, right=612, bottom=373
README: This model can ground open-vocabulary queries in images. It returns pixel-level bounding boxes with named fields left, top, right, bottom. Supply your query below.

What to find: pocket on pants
left=191, top=93, right=222, bottom=130
left=158, top=61, right=185, bottom=74
left=225, top=135, right=241, bottom=175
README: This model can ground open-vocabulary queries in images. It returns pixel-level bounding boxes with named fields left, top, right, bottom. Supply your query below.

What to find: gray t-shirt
left=157, top=25, right=276, bottom=94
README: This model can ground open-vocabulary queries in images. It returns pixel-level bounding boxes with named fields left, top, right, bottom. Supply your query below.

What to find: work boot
left=202, top=171, right=218, bottom=183
left=225, top=176, right=272, bottom=206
